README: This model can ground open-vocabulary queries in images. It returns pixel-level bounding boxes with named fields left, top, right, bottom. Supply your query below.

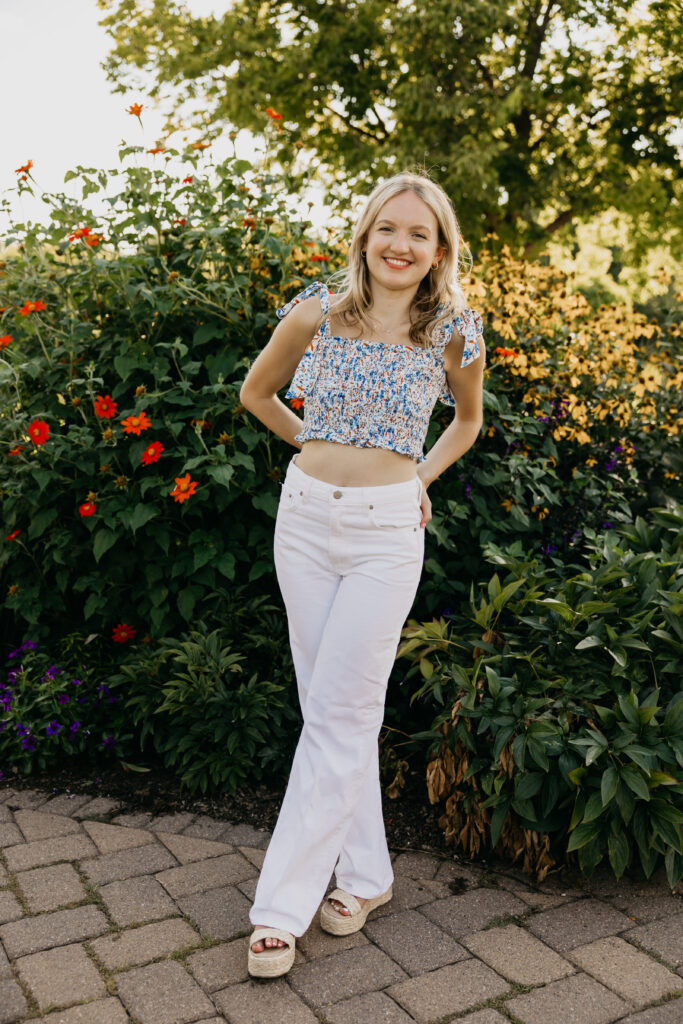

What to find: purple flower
left=57, top=694, right=70, bottom=705
left=78, top=696, right=87, bottom=703
left=46, top=720, right=62, bottom=736
left=69, top=721, right=80, bottom=735
left=465, top=484, right=472, bottom=499
left=21, top=735, right=36, bottom=751
left=604, top=459, right=618, bottom=472
left=15, top=722, right=29, bottom=736
left=72, top=678, right=83, bottom=686
left=102, top=735, right=117, bottom=750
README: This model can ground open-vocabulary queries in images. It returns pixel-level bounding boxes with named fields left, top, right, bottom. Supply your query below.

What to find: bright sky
left=0, top=0, right=334, bottom=239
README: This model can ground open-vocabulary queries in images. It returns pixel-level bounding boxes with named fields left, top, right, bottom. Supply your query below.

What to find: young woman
left=239, top=171, right=485, bottom=977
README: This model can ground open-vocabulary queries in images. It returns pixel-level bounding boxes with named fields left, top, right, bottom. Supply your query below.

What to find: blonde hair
left=316, top=169, right=472, bottom=349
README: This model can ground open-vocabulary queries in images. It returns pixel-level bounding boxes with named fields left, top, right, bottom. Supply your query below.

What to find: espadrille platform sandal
left=319, top=885, right=393, bottom=936
left=247, top=927, right=296, bottom=977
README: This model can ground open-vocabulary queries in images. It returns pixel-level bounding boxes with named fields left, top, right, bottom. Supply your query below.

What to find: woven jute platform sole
left=320, top=884, right=393, bottom=935
left=247, top=926, right=296, bottom=977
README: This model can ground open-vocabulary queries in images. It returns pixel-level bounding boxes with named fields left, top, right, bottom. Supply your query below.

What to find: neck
left=367, top=280, right=418, bottom=327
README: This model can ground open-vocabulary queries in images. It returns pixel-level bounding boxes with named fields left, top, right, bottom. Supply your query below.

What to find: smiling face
left=364, top=190, right=445, bottom=288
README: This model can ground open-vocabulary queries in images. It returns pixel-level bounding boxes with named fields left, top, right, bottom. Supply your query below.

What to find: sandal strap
left=250, top=926, right=294, bottom=947
left=327, top=888, right=362, bottom=916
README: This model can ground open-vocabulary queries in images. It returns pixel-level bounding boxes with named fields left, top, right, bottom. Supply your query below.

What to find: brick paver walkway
left=0, top=783, right=681, bottom=1023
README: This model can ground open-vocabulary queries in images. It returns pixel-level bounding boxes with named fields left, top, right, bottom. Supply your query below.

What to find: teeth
left=384, top=258, right=411, bottom=267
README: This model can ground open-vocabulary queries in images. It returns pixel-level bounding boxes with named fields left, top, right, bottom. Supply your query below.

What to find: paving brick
left=186, top=937, right=251, bottom=990
left=80, top=838, right=177, bottom=885
left=213, top=822, right=270, bottom=849
left=83, top=820, right=156, bottom=854
left=181, top=816, right=231, bottom=841
left=214, top=976, right=318, bottom=1023
left=73, top=796, right=122, bottom=819
left=608, top=893, right=683, bottom=924
left=364, top=907, right=469, bottom=975
left=363, top=874, right=454, bottom=920
left=0, top=891, right=23, bottom=925
left=40, top=793, right=93, bottom=816
left=110, top=811, right=153, bottom=828
left=156, top=833, right=235, bottom=865
left=325, top=991, right=415, bottom=1024
left=237, top=877, right=256, bottom=901
left=391, top=851, right=442, bottom=880
left=97, top=874, right=179, bottom=927
left=386, top=958, right=510, bottom=1023
left=617, top=1001, right=683, bottom=1024
left=156, top=853, right=255, bottom=899
left=463, top=922, right=575, bottom=985
left=0, top=823, right=23, bottom=847
left=15, top=941, right=105, bottom=1009
left=296, top=916, right=368, bottom=960
left=528, top=898, right=633, bottom=952
left=148, top=812, right=196, bottom=833
left=0, top=863, right=9, bottom=886
left=418, top=887, right=527, bottom=938
left=236, top=846, right=265, bottom=871
left=2, top=788, right=50, bottom=810
left=0, top=978, right=28, bottom=1023
left=0, top=804, right=12, bottom=823
left=90, top=918, right=202, bottom=969
left=14, top=809, right=83, bottom=841
left=506, top=971, right=630, bottom=1024
left=16, top=862, right=88, bottom=913
left=456, top=1012, right=509, bottom=1024
left=625, top=913, right=683, bottom=967
left=568, top=936, right=682, bottom=1006
left=288, top=944, right=406, bottom=1009
left=115, top=959, right=216, bottom=1023
left=22, top=999, right=130, bottom=1024
left=433, top=859, right=482, bottom=889
left=177, top=885, right=252, bottom=941
left=4, top=833, right=98, bottom=872
left=0, top=904, right=109, bottom=958
left=0, top=940, right=10, bottom=978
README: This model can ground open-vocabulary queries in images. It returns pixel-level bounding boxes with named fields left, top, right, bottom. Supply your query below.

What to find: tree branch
left=322, top=103, right=386, bottom=142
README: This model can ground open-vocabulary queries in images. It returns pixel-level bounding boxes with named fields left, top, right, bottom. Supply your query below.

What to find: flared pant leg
left=248, top=461, right=424, bottom=937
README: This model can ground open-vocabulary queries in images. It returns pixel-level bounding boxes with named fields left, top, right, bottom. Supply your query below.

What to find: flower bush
left=396, top=504, right=683, bottom=884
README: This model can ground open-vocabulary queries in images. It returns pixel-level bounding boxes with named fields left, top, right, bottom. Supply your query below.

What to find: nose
left=389, top=232, right=411, bottom=253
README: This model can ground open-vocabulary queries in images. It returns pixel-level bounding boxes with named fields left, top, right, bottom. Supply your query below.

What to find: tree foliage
left=97, top=0, right=683, bottom=262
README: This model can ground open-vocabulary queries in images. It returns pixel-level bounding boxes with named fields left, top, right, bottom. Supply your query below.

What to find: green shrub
left=398, top=504, right=683, bottom=884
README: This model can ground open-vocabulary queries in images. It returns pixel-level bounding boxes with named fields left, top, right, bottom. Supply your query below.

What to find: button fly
left=333, top=490, right=342, bottom=498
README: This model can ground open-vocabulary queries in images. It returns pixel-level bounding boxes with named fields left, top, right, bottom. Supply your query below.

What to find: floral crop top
left=278, top=279, right=484, bottom=464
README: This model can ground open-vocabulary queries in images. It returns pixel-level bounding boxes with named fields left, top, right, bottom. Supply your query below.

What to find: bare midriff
left=293, top=440, right=418, bottom=487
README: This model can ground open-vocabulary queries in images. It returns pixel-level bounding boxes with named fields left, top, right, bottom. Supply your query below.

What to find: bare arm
left=419, top=330, right=487, bottom=489
left=239, top=295, right=322, bottom=449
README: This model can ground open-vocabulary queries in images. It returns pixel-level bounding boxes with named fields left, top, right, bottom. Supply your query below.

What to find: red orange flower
left=242, top=217, right=256, bottom=229
left=8, top=446, right=24, bottom=456
left=311, top=254, right=330, bottom=262
left=146, top=147, right=165, bottom=155
left=170, top=472, right=198, bottom=503
left=28, top=419, right=50, bottom=446
left=0, top=334, right=12, bottom=348
left=173, top=218, right=186, bottom=226
left=494, top=347, right=519, bottom=358
left=94, top=395, right=118, bottom=419
left=127, top=103, right=143, bottom=117
left=121, top=412, right=152, bottom=435
left=112, top=622, right=136, bottom=643
left=191, top=141, right=210, bottom=150
left=68, top=226, right=92, bottom=241
left=15, top=160, right=33, bottom=174
left=79, top=501, right=96, bottom=517
left=19, top=300, right=46, bottom=316
left=183, top=175, right=193, bottom=184
left=5, top=530, right=20, bottom=541
left=141, top=441, right=164, bottom=465
left=265, top=107, right=282, bottom=119
left=290, top=397, right=304, bottom=410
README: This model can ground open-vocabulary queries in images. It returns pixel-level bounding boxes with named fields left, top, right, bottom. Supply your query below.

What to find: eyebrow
left=376, top=219, right=432, bottom=232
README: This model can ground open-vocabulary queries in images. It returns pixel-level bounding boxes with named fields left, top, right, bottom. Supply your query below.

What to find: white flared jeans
left=249, top=453, right=425, bottom=937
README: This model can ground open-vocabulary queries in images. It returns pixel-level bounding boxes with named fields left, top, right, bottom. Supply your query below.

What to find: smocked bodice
left=277, top=279, right=483, bottom=464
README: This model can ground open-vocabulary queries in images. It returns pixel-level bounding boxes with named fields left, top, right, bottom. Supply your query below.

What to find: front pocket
left=279, top=486, right=306, bottom=512
left=369, top=498, right=421, bottom=530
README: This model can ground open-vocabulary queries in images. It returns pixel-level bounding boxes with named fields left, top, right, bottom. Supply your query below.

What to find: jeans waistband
left=285, top=453, right=423, bottom=506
